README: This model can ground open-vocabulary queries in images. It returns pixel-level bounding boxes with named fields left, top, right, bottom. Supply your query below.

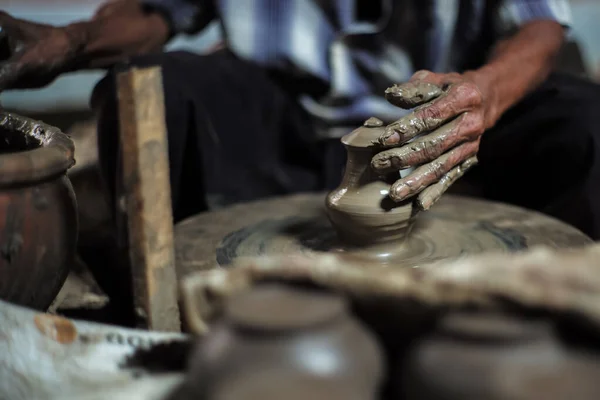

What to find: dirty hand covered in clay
left=372, top=70, right=488, bottom=210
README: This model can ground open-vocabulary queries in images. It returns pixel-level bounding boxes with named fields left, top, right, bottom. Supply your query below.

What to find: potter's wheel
left=174, top=193, right=592, bottom=274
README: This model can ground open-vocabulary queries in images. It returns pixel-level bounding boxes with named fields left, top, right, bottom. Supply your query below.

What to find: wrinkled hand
left=0, top=12, right=83, bottom=91
left=372, top=70, right=495, bottom=210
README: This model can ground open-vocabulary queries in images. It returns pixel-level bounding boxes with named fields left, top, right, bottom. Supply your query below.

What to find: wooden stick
left=117, top=67, right=180, bottom=332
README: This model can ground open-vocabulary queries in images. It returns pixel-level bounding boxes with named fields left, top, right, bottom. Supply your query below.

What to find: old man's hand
left=372, top=70, right=496, bottom=210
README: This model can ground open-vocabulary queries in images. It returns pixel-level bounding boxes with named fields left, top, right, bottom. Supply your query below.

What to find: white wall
left=0, top=0, right=221, bottom=113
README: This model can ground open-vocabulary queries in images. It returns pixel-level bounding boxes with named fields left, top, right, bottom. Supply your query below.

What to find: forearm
left=63, top=0, right=213, bottom=70
left=466, top=20, right=565, bottom=128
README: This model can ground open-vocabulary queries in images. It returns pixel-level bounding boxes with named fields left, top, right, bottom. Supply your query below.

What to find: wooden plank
left=116, top=67, right=180, bottom=332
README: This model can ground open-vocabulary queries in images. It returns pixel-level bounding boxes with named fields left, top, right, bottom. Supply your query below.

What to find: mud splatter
left=34, top=314, right=78, bottom=344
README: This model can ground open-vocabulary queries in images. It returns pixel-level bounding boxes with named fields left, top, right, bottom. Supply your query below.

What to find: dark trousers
left=93, top=50, right=600, bottom=241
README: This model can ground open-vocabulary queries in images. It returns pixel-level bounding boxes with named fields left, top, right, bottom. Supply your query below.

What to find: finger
left=372, top=112, right=482, bottom=174
left=416, top=156, right=479, bottom=210
left=378, top=81, right=483, bottom=147
left=384, top=70, right=463, bottom=109
left=385, top=81, right=443, bottom=109
left=387, top=141, right=479, bottom=202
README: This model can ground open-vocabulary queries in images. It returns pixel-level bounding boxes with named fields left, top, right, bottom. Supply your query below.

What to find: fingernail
left=382, top=133, right=400, bottom=146
left=418, top=199, right=432, bottom=210
left=379, top=126, right=401, bottom=146
left=371, top=157, right=391, bottom=171
left=391, top=183, right=410, bottom=201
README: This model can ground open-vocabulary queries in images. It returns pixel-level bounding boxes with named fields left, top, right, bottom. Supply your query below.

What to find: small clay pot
left=326, top=120, right=417, bottom=247
left=0, top=111, right=77, bottom=310
left=401, top=312, right=600, bottom=400
left=184, top=284, right=384, bottom=400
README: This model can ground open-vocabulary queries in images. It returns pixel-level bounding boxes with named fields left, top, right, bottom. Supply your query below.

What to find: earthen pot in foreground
left=182, top=284, right=384, bottom=400
left=326, top=119, right=417, bottom=247
left=0, top=111, right=77, bottom=310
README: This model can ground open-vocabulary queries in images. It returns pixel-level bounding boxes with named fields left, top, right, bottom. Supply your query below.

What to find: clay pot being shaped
left=326, top=118, right=417, bottom=249
left=182, top=284, right=384, bottom=400
left=0, top=111, right=77, bottom=310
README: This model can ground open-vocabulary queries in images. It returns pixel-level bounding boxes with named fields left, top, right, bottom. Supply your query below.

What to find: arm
left=0, top=0, right=215, bottom=89
left=467, top=20, right=565, bottom=129
left=69, top=0, right=216, bottom=70
left=371, top=12, right=567, bottom=210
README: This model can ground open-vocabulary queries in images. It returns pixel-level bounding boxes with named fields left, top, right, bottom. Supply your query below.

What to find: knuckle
left=459, top=112, right=485, bottom=137
left=440, top=74, right=461, bottom=89
left=373, top=149, right=404, bottom=170
left=418, top=106, right=445, bottom=128
left=421, top=143, right=443, bottom=162
left=422, top=106, right=442, bottom=121
left=455, top=82, right=483, bottom=107
left=401, top=115, right=426, bottom=136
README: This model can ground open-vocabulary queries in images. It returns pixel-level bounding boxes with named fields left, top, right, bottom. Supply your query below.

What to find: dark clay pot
left=182, top=284, right=384, bottom=400
left=0, top=111, right=77, bottom=310
left=401, top=312, right=600, bottom=400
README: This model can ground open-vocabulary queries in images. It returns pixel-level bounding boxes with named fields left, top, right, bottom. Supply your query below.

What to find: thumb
left=386, top=71, right=465, bottom=110
left=385, top=80, right=442, bottom=109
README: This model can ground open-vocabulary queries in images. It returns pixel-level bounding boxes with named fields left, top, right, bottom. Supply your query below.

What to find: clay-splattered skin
left=384, top=81, right=443, bottom=109
left=372, top=19, right=567, bottom=210
left=371, top=70, right=485, bottom=210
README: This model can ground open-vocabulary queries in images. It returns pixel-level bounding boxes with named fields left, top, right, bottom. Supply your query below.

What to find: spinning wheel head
left=174, top=116, right=590, bottom=274
left=174, top=194, right=592, bottom=274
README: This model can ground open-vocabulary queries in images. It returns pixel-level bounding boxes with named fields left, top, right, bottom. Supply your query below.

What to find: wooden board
left=117, top=67, right=180, bottom=332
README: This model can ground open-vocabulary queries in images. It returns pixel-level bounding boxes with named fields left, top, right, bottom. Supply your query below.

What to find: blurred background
left=1, top=0, right=600, bottom=122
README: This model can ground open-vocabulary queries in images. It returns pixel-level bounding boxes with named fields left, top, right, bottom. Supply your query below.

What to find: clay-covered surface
left=174, top=193, right=591, bottom=276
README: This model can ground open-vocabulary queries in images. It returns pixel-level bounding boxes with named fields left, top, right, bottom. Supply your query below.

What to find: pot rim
left=0, top=111, right=75, bottom=185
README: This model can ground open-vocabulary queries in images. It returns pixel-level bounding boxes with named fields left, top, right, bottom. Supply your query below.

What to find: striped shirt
left=142, top=0, right=571, bottom=138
